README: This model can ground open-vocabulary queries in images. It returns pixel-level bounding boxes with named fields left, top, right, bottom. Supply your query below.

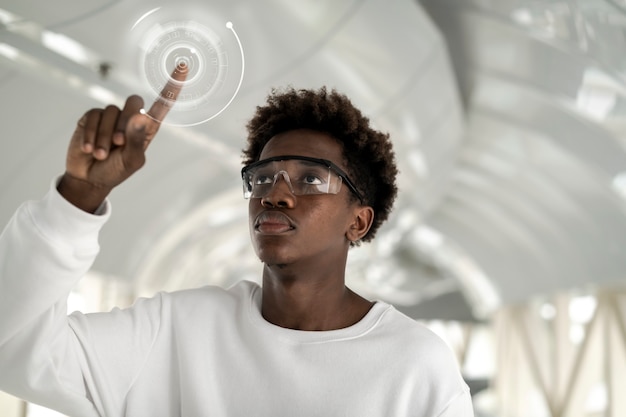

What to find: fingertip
left=82, top=143, right=93, bottom=153
left=94, top=148, right=108, bottom=160
left=113, top=132, right=125, bottom=146
left=173, top=63, right=189, bottom=82
left=125, top=94, right=145, bottom=110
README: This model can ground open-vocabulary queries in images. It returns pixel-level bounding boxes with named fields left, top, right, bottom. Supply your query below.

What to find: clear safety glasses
left=241, top=155, right=364, bottom=202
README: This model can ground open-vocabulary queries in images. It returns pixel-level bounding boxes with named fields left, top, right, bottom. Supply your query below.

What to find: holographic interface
left=128, top=6, right=244, bottom=126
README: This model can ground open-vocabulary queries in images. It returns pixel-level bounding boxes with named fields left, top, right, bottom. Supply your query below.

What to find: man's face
left=248, top=129, right=358, bottom=268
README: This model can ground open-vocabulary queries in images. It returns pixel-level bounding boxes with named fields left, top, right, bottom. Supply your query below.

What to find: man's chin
left=254, top=243, right=296, bottom=266
left=264, top=262, right=289, bottom=269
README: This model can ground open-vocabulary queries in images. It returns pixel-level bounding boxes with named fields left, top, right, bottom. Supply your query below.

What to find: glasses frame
left=241, top=155, right=364, bottom=203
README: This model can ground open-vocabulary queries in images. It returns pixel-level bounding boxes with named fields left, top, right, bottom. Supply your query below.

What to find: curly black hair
left=242, top=87, right=398, bottom=244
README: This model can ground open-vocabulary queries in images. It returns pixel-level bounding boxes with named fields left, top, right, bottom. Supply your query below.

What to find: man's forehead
left=250, top=156, right=331, bottom=169
left=259, top=129, right=343, bottom=162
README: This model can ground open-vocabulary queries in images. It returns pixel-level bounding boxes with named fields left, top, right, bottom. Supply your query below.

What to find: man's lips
left=254, top=211, right=296, bottom=234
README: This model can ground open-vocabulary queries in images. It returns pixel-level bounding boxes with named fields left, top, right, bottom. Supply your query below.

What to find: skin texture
left=249, top=129, right=375, bottom=331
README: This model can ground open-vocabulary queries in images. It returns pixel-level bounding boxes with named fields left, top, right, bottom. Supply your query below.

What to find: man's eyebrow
left=297, top=159, right=327, bottom=167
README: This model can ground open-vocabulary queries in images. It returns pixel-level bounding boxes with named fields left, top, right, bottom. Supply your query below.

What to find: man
left=0, top=71, right=473, bottom=416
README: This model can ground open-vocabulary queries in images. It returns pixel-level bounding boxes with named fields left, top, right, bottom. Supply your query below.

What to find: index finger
left=146, top=62, right=189, bottom=122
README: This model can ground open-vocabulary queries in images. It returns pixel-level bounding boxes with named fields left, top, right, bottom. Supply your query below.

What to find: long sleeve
left=0, top=180, right=109, bottom=416
left=0, top=180, right=475, bottom=417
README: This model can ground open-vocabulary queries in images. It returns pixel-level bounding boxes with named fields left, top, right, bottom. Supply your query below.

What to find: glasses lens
left=243, top=158, right=343, bottom=198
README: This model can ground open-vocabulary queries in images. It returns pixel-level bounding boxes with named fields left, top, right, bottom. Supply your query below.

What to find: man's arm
left=0, top=65, right=187, bottom=415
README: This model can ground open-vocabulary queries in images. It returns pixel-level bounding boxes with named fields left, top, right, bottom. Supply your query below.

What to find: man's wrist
left=56, top=173, right=112, bottom=214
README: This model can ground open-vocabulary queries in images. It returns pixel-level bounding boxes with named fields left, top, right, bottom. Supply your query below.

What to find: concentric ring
left=127, top=7, right=245, bottom=126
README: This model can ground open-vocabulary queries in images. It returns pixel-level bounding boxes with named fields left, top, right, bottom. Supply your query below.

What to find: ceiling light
left=41, top=30, right=91, bottom=65
left=0, top=8, right=18, bottom=25
left=87, top=85, right=120, bottom=104
left=612, top=172, right=626, bottom=201
left=569, top=295, right=597, bottom=324
left=0, top=43, right=19, bottom=60
left=539, top=302, right=556, bottom=320
left=511, top=8, right=533, bottom=25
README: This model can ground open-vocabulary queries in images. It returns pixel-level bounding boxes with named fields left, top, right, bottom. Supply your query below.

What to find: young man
left=0, top=80, right=473, bottom=416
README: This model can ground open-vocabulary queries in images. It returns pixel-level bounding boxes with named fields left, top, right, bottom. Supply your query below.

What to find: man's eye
left=302, top=175, right=323, bottom=185
left=254, top=175, right=273, bottom=185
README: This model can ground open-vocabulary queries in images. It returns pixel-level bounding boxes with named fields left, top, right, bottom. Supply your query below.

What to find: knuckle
left=85, top=108, right=103, bottom=118
left=104, top=104, right=120, bottom=112
left=79, top=109, right=100, bottom=125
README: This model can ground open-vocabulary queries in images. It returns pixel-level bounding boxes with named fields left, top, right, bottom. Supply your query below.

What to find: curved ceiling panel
left=420, top=0, right=626, bottom=304
left=2, top=0, right=117, bottom=29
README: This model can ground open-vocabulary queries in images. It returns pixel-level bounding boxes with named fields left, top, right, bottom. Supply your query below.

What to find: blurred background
left=1, top=0, right=625, bottom=416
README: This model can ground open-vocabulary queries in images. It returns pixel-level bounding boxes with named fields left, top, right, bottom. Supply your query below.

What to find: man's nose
left=261, top=171, right=296, bottom=207
left=272, top=171, right=293, bottom=192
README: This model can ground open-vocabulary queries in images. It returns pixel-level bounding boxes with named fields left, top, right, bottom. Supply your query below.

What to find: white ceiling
left=1, top=0, right=625, bottom=321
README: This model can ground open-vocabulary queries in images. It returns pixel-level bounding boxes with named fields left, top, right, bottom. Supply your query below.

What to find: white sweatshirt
left=0, top=183, right=474, bottom=417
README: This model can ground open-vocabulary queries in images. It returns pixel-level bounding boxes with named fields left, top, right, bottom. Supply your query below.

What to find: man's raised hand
left=57, top=64, right=188, bottom=213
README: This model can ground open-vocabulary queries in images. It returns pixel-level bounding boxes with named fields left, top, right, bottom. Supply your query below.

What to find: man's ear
left=346, top=206, right=374, bottom=242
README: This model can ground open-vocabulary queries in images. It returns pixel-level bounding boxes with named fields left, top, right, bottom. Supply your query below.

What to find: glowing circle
left=127, top=7, right=245, bottom=126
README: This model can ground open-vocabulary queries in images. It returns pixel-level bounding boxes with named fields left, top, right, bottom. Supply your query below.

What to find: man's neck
left=260, top=264, right=373, bottom=331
